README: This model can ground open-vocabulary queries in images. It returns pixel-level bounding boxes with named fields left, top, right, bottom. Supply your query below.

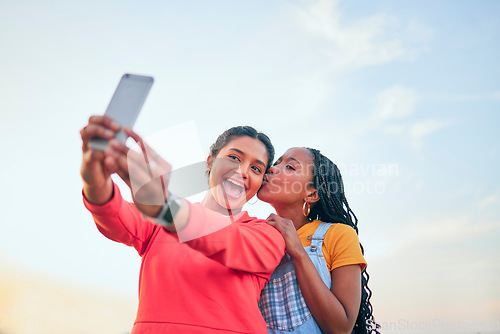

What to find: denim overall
left=259, top=222, right=332, bottom=333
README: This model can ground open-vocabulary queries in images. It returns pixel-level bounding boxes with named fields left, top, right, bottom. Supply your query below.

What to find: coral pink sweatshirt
left=83, top=184, right=285, bottom=333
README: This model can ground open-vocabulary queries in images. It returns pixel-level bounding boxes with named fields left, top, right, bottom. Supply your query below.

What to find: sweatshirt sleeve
left=179, top=202, right=286, bottom=277
left=83, top=183, right=158, bottom=256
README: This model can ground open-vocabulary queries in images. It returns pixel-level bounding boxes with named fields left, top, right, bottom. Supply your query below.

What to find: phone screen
left=89, top=73, right=154, bottom=151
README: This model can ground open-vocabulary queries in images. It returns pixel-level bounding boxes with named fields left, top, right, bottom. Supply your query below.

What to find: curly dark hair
left=306, top=147, right=381, bottom=334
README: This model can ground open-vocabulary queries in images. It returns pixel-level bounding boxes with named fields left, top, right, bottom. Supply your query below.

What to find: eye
left=272, top=160, right=281, bottom=167
left=286, top=164, right=296, bottom=171
left=251, top=166, right=263, bottom=174
left=228, top=155, right=241, bottom=162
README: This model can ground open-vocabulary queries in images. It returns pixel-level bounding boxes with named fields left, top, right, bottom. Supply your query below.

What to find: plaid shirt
left=258, top=223, right=333, bottom=333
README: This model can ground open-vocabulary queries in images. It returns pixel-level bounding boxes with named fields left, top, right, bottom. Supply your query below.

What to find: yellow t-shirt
left=297, top=220, right=366, bottom=272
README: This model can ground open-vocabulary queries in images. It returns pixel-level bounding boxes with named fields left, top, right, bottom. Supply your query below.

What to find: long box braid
left=306, top=148, right=381, bottom=334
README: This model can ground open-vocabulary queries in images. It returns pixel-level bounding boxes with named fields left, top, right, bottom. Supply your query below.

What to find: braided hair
left=306, top=148, right=380, bottom=334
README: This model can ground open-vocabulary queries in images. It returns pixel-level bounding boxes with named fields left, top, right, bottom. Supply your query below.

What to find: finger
left=105, top=148, right=146, bottom=191
left=107, top=143, right=142, bottom=171
left=267, top=214, right=283, bottom=227
left=110, top=159, right=132, bottom=188
left=266, top=215, right=283, bottom=227
left=106, top=148, right=131, bottom=178
left=267, top=213, right=287, bottom=227
left=124, top=127, right=152, bottom=162
left=267, top=213, right=278, bottom=220
left=109, top=131, right=171, bottom=206
left=108, top=146, right=162, bottom=199
left=123, top=126, right=141, bottom=142
left=88, top=115, right=121, bottom=131
left=81, top=124, right=116, bottom=144
left=109, top=138, right=128, bottom=153
left=109, top=139, right=169, bottom=175
left=112, top=136, right=171, bottom=178
left=123, top=127, right=157, bottom=161
left=267, top=220, right=285, bottom=234
left=103, top=154, right=120, bottom=175
left=82, top=147, right=106, bottom=164
left=107, top=146, right=148, bottom=185
left=267, top=220, right=286, bottom=237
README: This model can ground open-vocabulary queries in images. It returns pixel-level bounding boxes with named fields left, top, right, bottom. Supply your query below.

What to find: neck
left=273, top=203, right=311, bottom=231
left=201, top=191, right=243, bottom=216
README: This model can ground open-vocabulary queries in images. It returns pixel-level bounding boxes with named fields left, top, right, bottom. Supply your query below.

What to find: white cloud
left=479, top=188, right=500, bottom=209
left=374, top=86, right=419, bottom=120
left=292, top=0, right=429, bottom=72
left=409, top=118, right=454, bottom=150
left=368, top=86, right=454, bottom=150
left=324, top=85, right=419, bottom=148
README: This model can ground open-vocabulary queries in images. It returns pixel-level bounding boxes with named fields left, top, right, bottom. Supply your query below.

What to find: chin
left=256, top=191, right=270, bottom=203
left=217, top=198, right=245, bottom=213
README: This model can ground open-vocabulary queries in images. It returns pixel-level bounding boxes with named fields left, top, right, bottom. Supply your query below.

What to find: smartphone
left=89, top=73, right=154, bottom=151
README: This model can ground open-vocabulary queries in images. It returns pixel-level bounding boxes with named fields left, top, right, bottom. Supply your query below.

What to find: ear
left=305, top=188, right=320, bottom=204
left=207, top=154, right=213, bottom=171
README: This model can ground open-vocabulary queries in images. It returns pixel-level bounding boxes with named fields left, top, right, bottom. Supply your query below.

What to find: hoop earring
left=302, top=201, right=310, bottom=217
left=248, top=196, right=258, bottom=205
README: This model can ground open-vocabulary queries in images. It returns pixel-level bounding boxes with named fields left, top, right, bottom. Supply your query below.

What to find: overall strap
left=307, top=222, right=333, bottom=254
left=306, top=222, right=333, bottom=288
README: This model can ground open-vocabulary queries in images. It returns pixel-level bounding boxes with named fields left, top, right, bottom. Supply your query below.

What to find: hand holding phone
left=89, top=73, right=154, bottom=151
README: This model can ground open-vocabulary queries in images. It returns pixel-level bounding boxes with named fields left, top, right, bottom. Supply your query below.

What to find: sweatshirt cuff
left=82, top=183, right=123, bottom=216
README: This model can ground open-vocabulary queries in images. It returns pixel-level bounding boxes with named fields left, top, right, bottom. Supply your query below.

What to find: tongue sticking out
left=223, top=179, right=244, bottom=198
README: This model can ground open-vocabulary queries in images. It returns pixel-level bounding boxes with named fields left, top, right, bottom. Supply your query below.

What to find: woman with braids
left=257, top=147, right=380, bottom=334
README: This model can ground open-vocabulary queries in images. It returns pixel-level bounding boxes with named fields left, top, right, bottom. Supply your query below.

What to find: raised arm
left=83, top=183, right=158, bottom=255
left=80, top=116, right=157, bottom=255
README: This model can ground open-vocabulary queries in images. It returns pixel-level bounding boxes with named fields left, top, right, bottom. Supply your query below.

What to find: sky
left=1, top=0, right=499, bottom=333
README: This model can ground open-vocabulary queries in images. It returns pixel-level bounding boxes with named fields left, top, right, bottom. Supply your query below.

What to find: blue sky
left=1, top=0, right=499, bottom=332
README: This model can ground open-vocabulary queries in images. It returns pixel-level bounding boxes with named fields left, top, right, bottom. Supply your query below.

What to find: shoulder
left=237, top=212, right=286, bottom=246
left=325, top=222, right=358, bottom=237
left=323, top=222, right=361, bottom=248
left=235, top=212, right=275, bottom=230
left=235, top=211, right=266, bottom=224
left=322, top=222, right=366, bottom=271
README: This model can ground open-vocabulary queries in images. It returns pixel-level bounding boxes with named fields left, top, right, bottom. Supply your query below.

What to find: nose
left=267, top=165, right=278, bottom=175
left=236, top=164, right=249, bottom=180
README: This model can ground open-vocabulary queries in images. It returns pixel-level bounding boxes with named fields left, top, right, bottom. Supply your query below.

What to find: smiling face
left=207, top=136, right=268, bottom=214
left=258, top=147, right=317, bottom=208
